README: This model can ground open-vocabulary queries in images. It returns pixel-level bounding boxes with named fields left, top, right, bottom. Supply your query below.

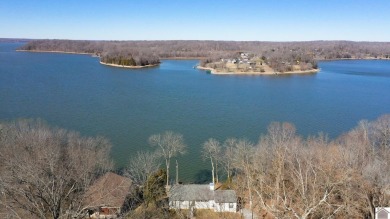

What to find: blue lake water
left=1, top=43, right=390, bottom=182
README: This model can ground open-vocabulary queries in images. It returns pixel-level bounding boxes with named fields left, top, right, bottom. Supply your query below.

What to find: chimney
left=209, top=183, right=214, bottom=191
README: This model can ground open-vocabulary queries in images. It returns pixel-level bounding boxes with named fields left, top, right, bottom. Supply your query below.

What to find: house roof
left=170, top=185, right=213, bottom=201
left=169, top=184, right=236, bottom=203
left=84, top=172, right=132, bottom=208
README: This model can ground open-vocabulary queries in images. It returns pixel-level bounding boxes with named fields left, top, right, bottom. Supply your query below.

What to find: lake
left=1, top=43, right=390, bottom=182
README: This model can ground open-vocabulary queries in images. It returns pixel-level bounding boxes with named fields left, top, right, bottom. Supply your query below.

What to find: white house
left=169, top=183, right=237, bottom=213
left=376, top=207, right=390, bottom=219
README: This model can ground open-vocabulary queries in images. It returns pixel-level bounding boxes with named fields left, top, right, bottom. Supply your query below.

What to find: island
left=99, top=52, right=160, bottom=68
left=17, top=40, right=390, bottom=73
left=99, top=61, right=159, bottom=69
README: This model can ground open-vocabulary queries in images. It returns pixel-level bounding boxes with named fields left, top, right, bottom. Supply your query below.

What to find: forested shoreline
left=1, top=115, right=389, bottom=218
left=18, top=40, right=390, bottom=69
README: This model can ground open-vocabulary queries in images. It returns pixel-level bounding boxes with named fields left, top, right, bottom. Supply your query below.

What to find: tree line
left=197, top=115, right=390, bottom=218
left=19, top=40, right=390, bottom=68
left=1, top=115, right=389, bottom=218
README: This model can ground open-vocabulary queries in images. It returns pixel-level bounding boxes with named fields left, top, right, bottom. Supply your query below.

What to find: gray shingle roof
left=169, top=184, right=236, bottom=203
left=215, top=190, right=236, bottom=203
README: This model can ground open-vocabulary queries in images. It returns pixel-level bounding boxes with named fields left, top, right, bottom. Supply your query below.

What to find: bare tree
left=336, top=115, right=390, bottom=218
left=371, top=114, right=390, bottom=150
left=222, top=138, right=237, bottom=181
left=259, top=122, right=297, bottom=211
left=231, top=139, right=256, bottom=218
left=201, top=138, right=222, bottom=184
left=279, top=137, right=344, bottom=219
left=125, top=151, right=161, bottom=186
left=0, top=119, right=112, bottom=219
left=148, top=131, right=186, bottom=187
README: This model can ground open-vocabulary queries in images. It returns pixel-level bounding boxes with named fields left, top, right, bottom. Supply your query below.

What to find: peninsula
left=197, top=52, right=319, bottom=75
left=17, top=48, right=160, bottom=69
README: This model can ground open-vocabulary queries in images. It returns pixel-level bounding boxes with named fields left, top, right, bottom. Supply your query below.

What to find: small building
left=83, top=172, right=133, bottom=219
left=376, top=207, right=390, bottom=219
left=169, top=183, right=237, bottom=212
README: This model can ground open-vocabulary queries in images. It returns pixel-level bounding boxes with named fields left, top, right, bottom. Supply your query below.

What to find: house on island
left=83, top=172, right=133, bottom=219
left=169, top=183, right=237, bottom=212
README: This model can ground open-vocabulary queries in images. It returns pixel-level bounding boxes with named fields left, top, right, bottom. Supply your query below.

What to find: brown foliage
left=227, top=116, right=390, bottom=218
left=0, top=119, right=113, bottom=219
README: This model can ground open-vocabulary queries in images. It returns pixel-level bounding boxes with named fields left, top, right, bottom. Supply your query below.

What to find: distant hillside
left=18, top=40, right=390, bottom=69
left=0, top=38, right=31, bottom=43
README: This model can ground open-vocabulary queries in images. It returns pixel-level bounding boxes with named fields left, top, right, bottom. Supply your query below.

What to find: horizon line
left=2, top=37, right=390, bottom=43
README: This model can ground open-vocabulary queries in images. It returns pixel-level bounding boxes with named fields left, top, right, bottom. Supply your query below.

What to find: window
left=229, top=203, right=234, bottom=208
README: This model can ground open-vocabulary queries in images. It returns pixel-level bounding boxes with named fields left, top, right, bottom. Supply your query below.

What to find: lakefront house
left=169, top=183, right=237, bottom=212
left=83, top=172, right=133, bottom=219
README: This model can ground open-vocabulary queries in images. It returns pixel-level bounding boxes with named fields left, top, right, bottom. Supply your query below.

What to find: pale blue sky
left=1, top=0, right=389, bottom=41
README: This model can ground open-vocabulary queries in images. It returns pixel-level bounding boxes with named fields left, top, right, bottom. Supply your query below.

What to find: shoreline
left=16, top=49, right=388, bottom=73
left=318, top=57, right=390, bottom=61
left=160, top=57, right=206, bottom=60
left=197, top=66, right=319, bottom=75
left=17, top=50, right=204, bottom=60
left=16, top=49, right=94, bottom=55
left=17, top=50, right=390, bottom=62
left=99, top=61, right=159, bottom=69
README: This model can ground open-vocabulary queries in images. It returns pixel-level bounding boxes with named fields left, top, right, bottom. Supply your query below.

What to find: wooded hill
left=19, top=40, right=390, bottom=69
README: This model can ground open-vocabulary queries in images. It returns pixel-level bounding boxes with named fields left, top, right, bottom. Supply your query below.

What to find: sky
left=1, top=0, right=390, bottom=41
